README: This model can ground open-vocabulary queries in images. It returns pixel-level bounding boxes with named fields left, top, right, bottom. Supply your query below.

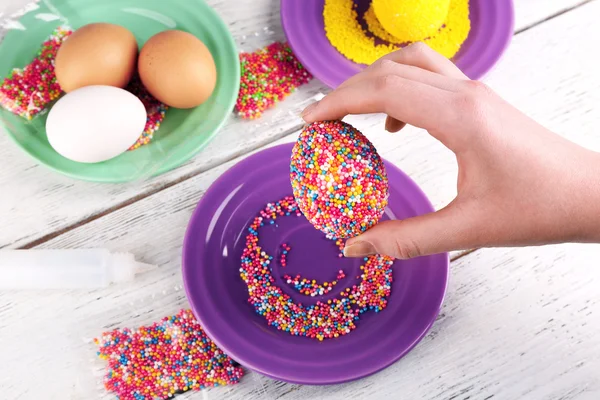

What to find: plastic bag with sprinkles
left=0, top=0, right=236, bottom=183
left=48, top=276, right=245, bottom=400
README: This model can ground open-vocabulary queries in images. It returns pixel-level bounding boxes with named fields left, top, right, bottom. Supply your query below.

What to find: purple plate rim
left=182, top=143, right=449, bottom=385
left=281, top=0, right=515, bottom=88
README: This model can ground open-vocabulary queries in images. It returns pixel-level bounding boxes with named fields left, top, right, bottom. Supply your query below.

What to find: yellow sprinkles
left=323, top=0, right=471, bottom=64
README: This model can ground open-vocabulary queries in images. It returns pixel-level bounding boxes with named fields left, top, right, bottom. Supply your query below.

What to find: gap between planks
left=14, top=0, right=596, bottom=250
left=514, top=0, right=597, bottom=34
left=17, top=123, right=305, bottom=249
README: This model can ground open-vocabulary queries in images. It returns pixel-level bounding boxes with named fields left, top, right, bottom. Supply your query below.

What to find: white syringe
left=0, top=249, right=156, bottom=290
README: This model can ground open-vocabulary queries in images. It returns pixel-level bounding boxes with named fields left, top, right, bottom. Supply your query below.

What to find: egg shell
left=46, top=86, right=147, bottom=163
left=290, top=120, right=389, bottom=239
left=55, top=23, right=138, bottom=92
left=138, top=30, right=217, bottom=109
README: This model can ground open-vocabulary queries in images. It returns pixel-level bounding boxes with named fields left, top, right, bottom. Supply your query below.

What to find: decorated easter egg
left=372, top=0, right=450, bottom=41
left=46, top=85, right=146, bottom=163
left=290, top=120, right=389, bottom=239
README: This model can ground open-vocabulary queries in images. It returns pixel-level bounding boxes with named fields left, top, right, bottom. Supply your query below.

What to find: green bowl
left=0, top=0, right=240, bottom=182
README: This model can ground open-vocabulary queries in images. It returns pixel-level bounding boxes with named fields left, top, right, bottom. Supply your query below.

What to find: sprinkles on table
left=240, top=196, right=393, bottom=341
left=284, top=269, right=346, bottom=297
left=235, top=42, right=312, bottom=119
left=95, top=309, right=243, bottom=400
left=0, top=26, right=72, bottom=120
left=291, top=120, right=389, bottom=239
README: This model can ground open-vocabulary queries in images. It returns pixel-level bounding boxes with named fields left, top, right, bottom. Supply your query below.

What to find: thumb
left=343, top=207, right=470, bottom=259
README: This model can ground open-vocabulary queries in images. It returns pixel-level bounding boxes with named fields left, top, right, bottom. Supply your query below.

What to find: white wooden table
left=1, top=0, right=600, bottom=399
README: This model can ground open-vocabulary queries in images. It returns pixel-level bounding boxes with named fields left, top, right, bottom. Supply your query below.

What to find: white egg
left=46, top=85, right=146, bottom=163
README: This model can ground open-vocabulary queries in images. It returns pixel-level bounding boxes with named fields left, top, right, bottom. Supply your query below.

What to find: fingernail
left=301, top=101, right=318, bottom=121
left=343, top=241, right=376, bottom=258
left=384, top=118, right=392, bottom=132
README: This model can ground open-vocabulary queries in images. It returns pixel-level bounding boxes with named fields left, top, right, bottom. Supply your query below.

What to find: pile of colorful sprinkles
left=95, top=309, right=243, bottom=400
left=0, top=26, right=72, bottom=119
left=323, top=0, right=471, bottom=64
left=235, top=42, right=312, bottom=119
left=284, top=269, right=346, bottom=297
left=240, top=196, right=393, bottom=341
left=291, top=120, right=389, bottom=239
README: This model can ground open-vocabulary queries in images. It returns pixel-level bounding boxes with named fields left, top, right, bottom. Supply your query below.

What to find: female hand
left=301, top=43, right=600, bottom=259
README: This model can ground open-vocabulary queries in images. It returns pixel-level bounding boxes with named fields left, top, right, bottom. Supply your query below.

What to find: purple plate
left=281, top=0, right=515, bottom=87
left=182, top=143, right=449, bottom=384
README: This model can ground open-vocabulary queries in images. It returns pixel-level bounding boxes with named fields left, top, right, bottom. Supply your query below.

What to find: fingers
left=382, top=42, right=468, bottom=80
left=337, top=43, right=467, bottom=92
left=385, top=116, right=406, bottom=133
left=302, top=75, right=455, bottom=133
left=337, top=58, right=463, bottom=93
left=343, top=205, right=473, bottom=259
left=302, top=43, right=469, bottom=131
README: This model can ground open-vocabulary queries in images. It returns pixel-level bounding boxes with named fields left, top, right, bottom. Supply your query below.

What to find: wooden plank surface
left=0, top=0, right=594, bottom=250
left=1, top=0, right=600, bottom=399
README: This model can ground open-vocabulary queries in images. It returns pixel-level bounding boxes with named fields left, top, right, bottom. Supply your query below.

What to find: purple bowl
left=182, top=143, right=449, bottom=384
left=281, top=0, right=515, bottom=88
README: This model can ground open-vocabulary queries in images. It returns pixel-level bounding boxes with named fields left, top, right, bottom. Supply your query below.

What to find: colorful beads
left=126, top=75, right=168, bottom=151
left=335, top=238, right=345, bottom=258
left=290, top=120, right=389, bottom=239
left=323, top=0, right=471, bottom=64
left=284, top=269, right=346, bottom=297
left=279, top=243, right=291, bottom=267
left=0, top=26, right=72, bottom=119
left=240, top=196, right=394, bottom=341
left=235, top=42, right=312, bottom=119
left=95, top=309, right=243, bottom=400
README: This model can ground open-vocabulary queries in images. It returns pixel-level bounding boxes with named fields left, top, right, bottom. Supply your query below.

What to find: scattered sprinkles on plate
left=291, top=120, right=389, bottom=239
left=0, top=26, right=72, bottom=119
left=323, top=0, right=471, bottom=64
left=95, top=309, right=243, bottom=400
left=126, top=75, right=168, bottom=151
left=279, top=243, right=291, bottom=267
left=371, top=0, right=450, bottom=41
left=240, top=196, right=394, bottom=341
left=235, top=42, right=312, bottom=119
left=284, top=269, right=346, bottom=297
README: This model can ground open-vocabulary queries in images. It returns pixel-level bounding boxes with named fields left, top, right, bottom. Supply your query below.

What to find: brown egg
left=138, top=30, right=217, bottom=109
left=55, top=23, right=138, bottom=92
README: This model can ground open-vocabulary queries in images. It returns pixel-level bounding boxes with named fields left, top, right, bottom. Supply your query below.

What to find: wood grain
left=1, top=0, right=600, bottom=399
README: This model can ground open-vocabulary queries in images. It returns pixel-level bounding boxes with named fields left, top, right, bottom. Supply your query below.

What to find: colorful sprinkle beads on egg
left=291, top=120, right=389, bottom=239
left=0, top=26, right=72, bottom=119
left=236, top=42, right=312, bottom=119
left=95, top=309, right=243, bottom=400
left=126, top=75, right=168, bottom=151
left=284, top=269, right=346, bottom=297
left=240, top=196, right=394, bottom=341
